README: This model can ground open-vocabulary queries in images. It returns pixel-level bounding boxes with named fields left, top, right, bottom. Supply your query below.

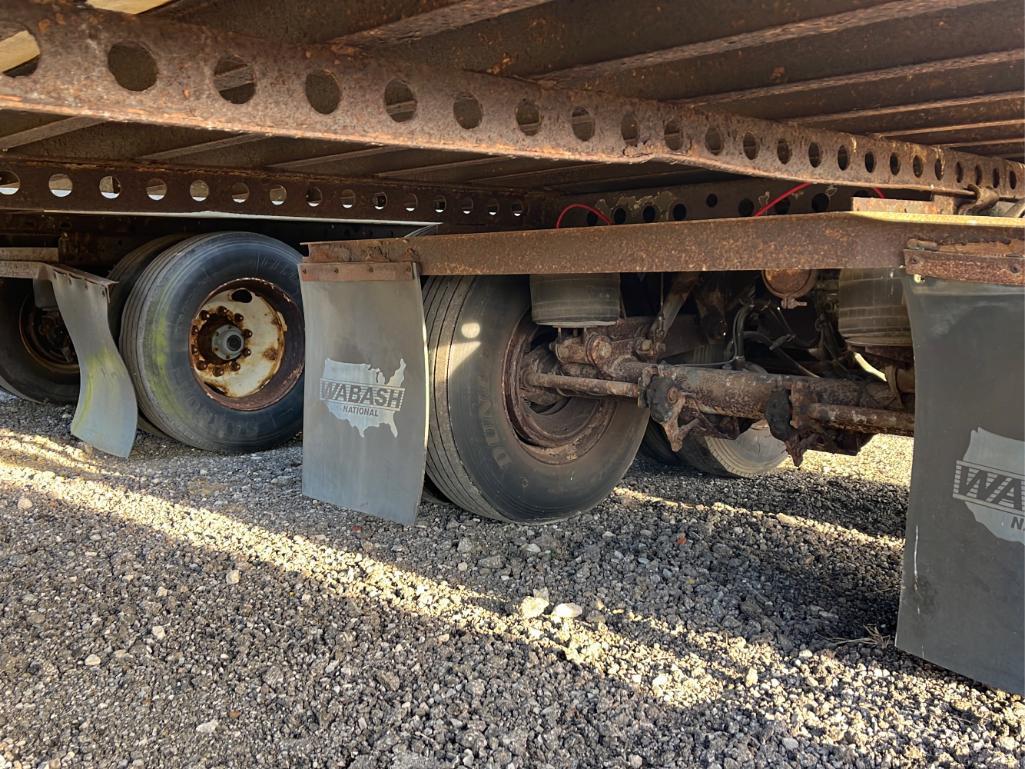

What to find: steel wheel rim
left=504, top=312, right=616, bottom=464
left=188, top=278, right=303, bottom=411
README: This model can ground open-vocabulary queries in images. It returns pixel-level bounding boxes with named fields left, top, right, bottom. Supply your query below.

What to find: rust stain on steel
left=804, top=403, right=914, bottom=436
left=904, top=238, right=1025, bottom=286
left=309, top=212, right=1025, bottom=275
left=0, top=1, right=1022, bottom=198
left=523, top=367, right=912, bottom=437
left=300, top=261, right=416, bottom=282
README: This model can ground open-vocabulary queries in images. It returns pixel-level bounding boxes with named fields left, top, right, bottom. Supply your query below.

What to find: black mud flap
left=299, top=263, right=428, bottom=524
left=50, top=268, right=138, bottom=458
left=897, top=276, right=1024, bottom=694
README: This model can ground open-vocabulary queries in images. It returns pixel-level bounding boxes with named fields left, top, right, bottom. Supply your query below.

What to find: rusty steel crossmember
left=0, top=158, right=534, bottom=228
left=307, top=212, right=1025, bottom=275
left=549, top=180, right=950, bottom=226
left=0, top=1, right=1022, bottom=199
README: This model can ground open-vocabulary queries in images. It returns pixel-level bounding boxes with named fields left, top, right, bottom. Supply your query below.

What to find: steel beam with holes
left=0, top=158, right=534, bottom=227
left=548, top=179, right=942, bottom=226
left=0, top=2, right=1022, bottom=199
left=304, top=212, right=1025, bottom=275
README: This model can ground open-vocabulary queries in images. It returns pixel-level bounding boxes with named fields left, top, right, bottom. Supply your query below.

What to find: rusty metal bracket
left=300, top=261, right=417, bottom=283
left=904, top=239, right=1025, bottom=286
left=0, top=1, right=1021, bottom=198
left=0, top=247, right=58, bottom=262
left=310, top=212, right=1025, bottom=275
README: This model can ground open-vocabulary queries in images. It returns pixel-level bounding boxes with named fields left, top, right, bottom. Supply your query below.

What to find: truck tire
left=424, top=276, right=647, bottom=523
left=108, top=235, right=187, bottom=342
left=639, top=346, right=788, bottom=478
left=0, top=279, right=79, bottom=403
left=120, top=233, right=305, bottom=452
left=108, top=236, right=190, bottom=439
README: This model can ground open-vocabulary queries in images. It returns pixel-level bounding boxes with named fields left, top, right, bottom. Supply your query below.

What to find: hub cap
left=189, top=280, right=303, bottom=410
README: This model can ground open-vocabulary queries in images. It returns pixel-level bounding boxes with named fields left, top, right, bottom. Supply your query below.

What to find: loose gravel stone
left=0, top=395, right=1020, bottom=769
left=551, top=602, right=583, bottom=619
left=518, top=595, right=550, bottom=619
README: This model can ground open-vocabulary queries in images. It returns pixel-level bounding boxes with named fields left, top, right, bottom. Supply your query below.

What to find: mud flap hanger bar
left=1, top=1, right=1022, bottom=198
left=307, top=212, right=1025, bottom=275
left=0, top=255, right=137, bottom=457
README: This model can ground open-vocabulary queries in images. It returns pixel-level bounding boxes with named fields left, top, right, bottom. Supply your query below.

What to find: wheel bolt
left=191, top=326, right=200, bottom=336
left=230, top=361, right=241, bottom=371
left=213, top=367, right=224, bottom=377
left=243, top=329, right=253, bottom=339
left=234, top=314, right=244, bottom=323
left=218, top=306, right=229, bottom=316
left=199, top=311, right=210, bottom=321
left=196, top=361, right=208, bottom=371
left=242, top=348, right=252, bottom=357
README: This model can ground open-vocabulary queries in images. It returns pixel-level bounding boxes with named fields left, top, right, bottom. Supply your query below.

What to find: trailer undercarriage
left=0, top=0, right=1022, bottom=693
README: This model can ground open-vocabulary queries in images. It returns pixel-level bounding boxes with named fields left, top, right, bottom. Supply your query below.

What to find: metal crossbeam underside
left=1, top=1, right=1022, bottom=201
left=0, top=158, right=534, bottom=227
left=305, top=212, right=1025, bottom=275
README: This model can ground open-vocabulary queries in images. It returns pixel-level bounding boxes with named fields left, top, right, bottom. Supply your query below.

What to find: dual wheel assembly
left=1, top=245, right=782, bottom=521
left=0, top=233, right=306, bottom=453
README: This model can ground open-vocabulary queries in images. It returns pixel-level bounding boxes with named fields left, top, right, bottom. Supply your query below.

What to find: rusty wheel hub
left=189, top=280, right=302, bottom=410
left=18, top=298, right=77, bottom=373
left=505, top=316, right=615, bottom=462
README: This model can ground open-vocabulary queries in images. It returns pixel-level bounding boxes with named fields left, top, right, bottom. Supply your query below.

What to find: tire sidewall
left=444, top=277, right=646, bottom=521
left=128, top=233, right=304, bottom=452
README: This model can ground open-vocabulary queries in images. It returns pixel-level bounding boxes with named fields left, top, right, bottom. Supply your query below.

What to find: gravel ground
left=0, top=392, right=1022, bottom=769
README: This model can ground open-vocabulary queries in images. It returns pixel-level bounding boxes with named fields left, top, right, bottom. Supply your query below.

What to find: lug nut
left=243, top=329, right=253, bottom=339
left=230, top=361, right=241, bottom=371
left=213, top=367, right=224, bottom=377
left=191, top=326, right=200, bottom=336
left=199, top=311, right=210, bottom=321
left=217, top=306, right=229, bottom=316
left=196, top=361, right=208, bottom=371
left=234, top=313, right=244, bottom=323
left=242, top=348, right=252, bottom=357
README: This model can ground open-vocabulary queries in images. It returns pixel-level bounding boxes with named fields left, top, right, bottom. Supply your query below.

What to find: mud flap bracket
left=299, top=261, right=428, bottom=524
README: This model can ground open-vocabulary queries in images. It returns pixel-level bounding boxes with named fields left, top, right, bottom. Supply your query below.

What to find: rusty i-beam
left=0, top=0, right=1022, bottom=199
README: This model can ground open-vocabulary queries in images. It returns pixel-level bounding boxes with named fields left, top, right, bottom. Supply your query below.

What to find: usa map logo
left=319, top=358, right=406, bottom=437
left=952, top=428, right=1024, bottom=544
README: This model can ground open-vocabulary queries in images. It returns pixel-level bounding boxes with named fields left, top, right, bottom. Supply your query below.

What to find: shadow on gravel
left=632, top=457, right=909, bottom=540
left=1, top=416, right=1001, bottom=768
left=0, top=470, right=774, bottom=767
